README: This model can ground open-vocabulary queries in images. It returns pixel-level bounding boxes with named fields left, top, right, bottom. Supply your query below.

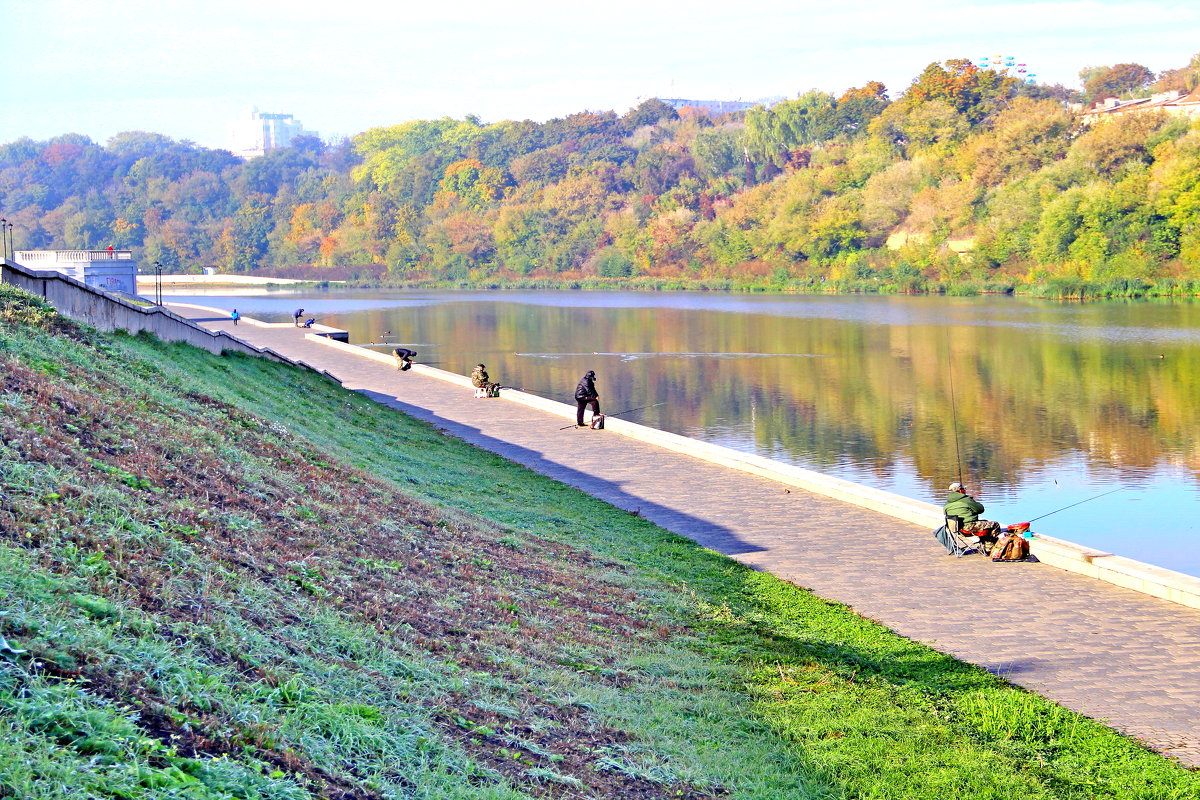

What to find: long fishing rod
left=945, top=334, right=965, bottom=486
left=499, top=385, right=548, bottom=393
left=609, top=401, right=666, bottom=418
left=558, top=402, right=665, bottom=431
left=1025, top=487, right=1125, bottom=524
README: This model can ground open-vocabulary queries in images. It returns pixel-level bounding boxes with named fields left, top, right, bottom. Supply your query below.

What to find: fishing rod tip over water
left=1026, top=486, right=1126, bottom=524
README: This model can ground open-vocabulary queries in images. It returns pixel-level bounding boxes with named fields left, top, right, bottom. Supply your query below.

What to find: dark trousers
left=576, top=398, right=599, bottom=426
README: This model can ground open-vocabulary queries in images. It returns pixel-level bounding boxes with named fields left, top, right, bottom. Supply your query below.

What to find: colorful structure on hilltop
left=976, top=54, right=1037, bottom=85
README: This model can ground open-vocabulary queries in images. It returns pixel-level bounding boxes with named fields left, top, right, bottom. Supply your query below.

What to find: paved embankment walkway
left=172, top=304, right=1200, bottom=767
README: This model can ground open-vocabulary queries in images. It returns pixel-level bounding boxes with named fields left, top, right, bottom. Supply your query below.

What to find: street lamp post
left=6, top=223, right=13, bottom=260
left=0, top=218, right=7, bottom=260
left=153, top=261, right=163, bottom=306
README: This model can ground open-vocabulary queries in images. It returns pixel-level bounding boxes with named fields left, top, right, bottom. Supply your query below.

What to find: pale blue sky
left=3, top=0, right=1198, bottom=149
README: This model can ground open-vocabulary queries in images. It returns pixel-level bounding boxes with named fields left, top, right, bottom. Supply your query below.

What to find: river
left=166, top=287, right=1200, bottom=578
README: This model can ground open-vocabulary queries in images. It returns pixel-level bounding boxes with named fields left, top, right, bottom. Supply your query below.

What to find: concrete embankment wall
left=0, top=259, right=334, bottom=374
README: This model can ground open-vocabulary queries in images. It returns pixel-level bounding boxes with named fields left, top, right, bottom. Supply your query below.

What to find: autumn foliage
left=3, top=55, right=1200, bottom=291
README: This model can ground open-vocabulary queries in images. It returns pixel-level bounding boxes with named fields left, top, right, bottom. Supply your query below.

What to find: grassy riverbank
left=1, top=283, right=1197, bottom=799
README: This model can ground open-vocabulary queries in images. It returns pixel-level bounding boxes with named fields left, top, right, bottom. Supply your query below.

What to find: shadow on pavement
left=355, top=388, right=768, bottom=557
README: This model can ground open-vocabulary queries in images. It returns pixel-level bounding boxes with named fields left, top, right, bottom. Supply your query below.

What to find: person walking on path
left=231, top=309, right=240, bottom=326
left=293, top=308, right=305, bottom=327
left=574, top=370, right=600, bottom=427
left=944, top=481, right=1001, bottom=551
left=393, top=347, right=417, bottom=371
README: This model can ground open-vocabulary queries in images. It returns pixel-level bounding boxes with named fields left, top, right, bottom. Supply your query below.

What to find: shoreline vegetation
left=255, top=274, right=1200, bottom=300
left=165, top=268, right=1200, bottom=301
left=3, top=285, right=1200, bottom=798
left=6, top=57, right=1200, bottom=301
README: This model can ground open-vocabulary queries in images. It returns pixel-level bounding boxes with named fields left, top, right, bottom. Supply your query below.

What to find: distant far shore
left=135, top=274, right=340, bottom=286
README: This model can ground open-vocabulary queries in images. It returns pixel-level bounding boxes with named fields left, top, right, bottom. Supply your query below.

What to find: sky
left=2, top=0, right=1198, bottom=151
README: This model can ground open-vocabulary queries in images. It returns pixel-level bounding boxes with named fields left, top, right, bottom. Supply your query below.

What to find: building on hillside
left=13, top=249, right=137, bottom=295
left=1076, top=89, right=1200, bottom=124
left=657, top=97, right=784, bottom=115
left=227, top=107, right=319, bottom=159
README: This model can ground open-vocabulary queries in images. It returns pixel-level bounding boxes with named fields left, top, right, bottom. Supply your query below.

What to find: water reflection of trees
left=346, top=300, right=1200, bottom=493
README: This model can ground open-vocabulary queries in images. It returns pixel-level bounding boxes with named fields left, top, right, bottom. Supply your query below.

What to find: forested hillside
left=3, top=56, right=1200, bottom=295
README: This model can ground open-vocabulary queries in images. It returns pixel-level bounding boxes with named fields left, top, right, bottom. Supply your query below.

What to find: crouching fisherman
left=393, top=347, right=417, bottom=371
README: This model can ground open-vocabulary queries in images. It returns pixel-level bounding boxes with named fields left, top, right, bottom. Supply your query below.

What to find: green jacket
left=943, top=491, right=985, bottom=523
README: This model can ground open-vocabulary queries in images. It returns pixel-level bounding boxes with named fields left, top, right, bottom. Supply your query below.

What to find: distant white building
left=14, top=250, right=137, bottom=295
left=658, top=97, right=784, bottom=115
left=227, top=107, right=319, bottom=159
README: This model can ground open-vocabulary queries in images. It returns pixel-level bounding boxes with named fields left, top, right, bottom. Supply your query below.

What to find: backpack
left=991, top=533, right=1031, bottom=562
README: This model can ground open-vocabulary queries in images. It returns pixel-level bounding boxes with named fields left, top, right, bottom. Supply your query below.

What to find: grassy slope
left=0, top=282, right=1197, bottom=800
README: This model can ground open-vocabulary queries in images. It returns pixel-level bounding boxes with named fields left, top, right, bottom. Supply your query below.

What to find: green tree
left=221, top=198, right=272, bottom=272
left=956, top=98, right=1073, bottom=186
left=691, top=127, right=741, bottom=180
left=903, top=59, right=1017, bottom=121
left=593, top=246, right=634, bottom=277
left=622, top=99, right=679, bottom=130
left=1081, top=63, right=1155, bottom=101
left=743, top=91, right=841, bottom=167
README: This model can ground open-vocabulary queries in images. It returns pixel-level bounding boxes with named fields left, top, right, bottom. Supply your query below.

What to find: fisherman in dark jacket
left=393, top=347, right=417, bottom=371
left=574, top=370, right=600, bottom=427
left=944, top=481, right=1001, bottom=551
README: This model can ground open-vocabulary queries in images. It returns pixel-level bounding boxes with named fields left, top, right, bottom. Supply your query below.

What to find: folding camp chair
left=943, top=514, right=992, bottom=557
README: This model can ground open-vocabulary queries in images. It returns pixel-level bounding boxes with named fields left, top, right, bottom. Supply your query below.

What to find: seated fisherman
left=393, top=347, right=417, bottom=371
left=943, top=482, right=1001, bottom=551
left=470, top=363, right=500, bottom=396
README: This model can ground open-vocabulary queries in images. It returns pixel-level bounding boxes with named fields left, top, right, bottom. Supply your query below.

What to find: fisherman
left=303, top=318, right=316, bottom=328
left=393, top=347, right=417, bottom=371
left=471, top=364, right=499, bottom=397
left=293, top=308, right=305, bottom=327
left=574, top=370, right=600, bottom=428
left=944, top=482, right=1001, bottom=551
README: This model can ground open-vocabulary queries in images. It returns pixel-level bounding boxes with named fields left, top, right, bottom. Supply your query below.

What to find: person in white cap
left=943, top=481, right=1001, bottom=552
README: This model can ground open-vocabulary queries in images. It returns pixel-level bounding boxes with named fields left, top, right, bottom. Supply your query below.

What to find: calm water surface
left=168, top=288, right=1200, bottom=577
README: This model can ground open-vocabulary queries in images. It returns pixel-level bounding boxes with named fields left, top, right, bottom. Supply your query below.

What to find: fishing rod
left=558, top=402, right=665, bottom=430
left=609, top=401, right=666, bottom=418
left=499, top=385, right=553, bottom=395
left=945, top=332, right=965, bottom=486
left=1025, top=487, right=1125, bottom=524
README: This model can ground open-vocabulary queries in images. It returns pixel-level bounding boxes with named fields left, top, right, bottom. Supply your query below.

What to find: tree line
left=2, top=55, right=1199, bottom=295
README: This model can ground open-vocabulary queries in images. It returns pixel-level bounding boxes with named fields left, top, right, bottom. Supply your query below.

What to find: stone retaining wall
left=0, top=259, right=342, bottom=376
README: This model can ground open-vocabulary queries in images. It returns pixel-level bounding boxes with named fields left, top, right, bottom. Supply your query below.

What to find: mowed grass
left=0, top=282, right=1197, bottom=799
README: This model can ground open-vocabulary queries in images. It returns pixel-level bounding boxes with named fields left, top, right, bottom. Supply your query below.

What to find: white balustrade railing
left=15, top=250, right=133, bottom=262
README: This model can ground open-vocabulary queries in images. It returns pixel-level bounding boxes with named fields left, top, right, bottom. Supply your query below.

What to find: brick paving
left=174, top=306, right=1200, bottom=767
